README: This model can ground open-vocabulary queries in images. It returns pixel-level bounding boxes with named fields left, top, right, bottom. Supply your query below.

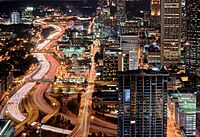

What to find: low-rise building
left=169, top=93, right=196, bottom=137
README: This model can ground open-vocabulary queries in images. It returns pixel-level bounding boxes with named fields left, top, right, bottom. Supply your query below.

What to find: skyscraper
left=21, top=7, right=34, bottom=24
left=150, top=0, right=160, bottom=27
left=118, top=69, right=169, bottom=136
left=197, top=75, right=200, bottom=136
left=185, top=2, right=200, bottom=136
left=161, top=0, right=182, bottom=66
left=151, top=0, right=160, bottom=16
left=185, top=0, right=200, bottom=74
left=120, top=35, right=140, bottom=70
left=116, top=0, right=126, bottom=32
left=10, top=12, right=20, bottom=24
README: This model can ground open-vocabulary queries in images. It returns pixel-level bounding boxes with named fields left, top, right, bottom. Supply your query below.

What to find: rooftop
left=118, top=69, right=169, bottom=76
left=169, top=93, right=196, bottom=114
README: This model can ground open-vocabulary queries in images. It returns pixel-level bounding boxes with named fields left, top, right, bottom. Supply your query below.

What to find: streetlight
left=22, top=132, right=27, bottom=137
left=5, top=110, right=8, bottom=116
left=52, top=102, right=56, bottom=106
left=91, top=116, right=94, bottom=120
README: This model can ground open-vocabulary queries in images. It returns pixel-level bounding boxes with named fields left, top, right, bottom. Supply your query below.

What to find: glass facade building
left=118, top=69, right=169, bottom=137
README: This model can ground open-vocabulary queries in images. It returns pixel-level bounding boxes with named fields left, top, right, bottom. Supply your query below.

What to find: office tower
left=100, top=48, right=129, bottom=82
left=120, top=35, right=140, bottom=70
left=150, top=0, right=160, bottom=27
left=185, top=1, right=200, bottom=74
left=197, top=75, right=200, bottom=136
left=116, top=0, right=126, bottom=32
left=185, top=1, right=200, bottom=135
left=21, top=7, right=34, bottom=24
left=10, top=12, right=20, bottom=24
left=118, top=69, right=169, bottom=136
left=161, top=0, right=182, bottom=66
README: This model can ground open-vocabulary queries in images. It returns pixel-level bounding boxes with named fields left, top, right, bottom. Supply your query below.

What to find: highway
left=15, top=95, right=39, bottom=135
left=40, top=94, right=60, bottom=124
left=68, top=39, right=99, bottom=137
left=2, top=16, right=117, bottom=136
left=2, top=18, right=73, bottom=135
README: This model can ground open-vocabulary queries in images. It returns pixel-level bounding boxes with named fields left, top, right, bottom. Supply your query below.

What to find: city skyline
left=0, top=0, right=199, bottom=137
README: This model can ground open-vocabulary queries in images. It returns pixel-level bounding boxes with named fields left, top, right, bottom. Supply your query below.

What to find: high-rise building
left=10, top=12, right=20, bottom=24
left=120, top=35, right=140, bottom=70
left=185, top=1, right=200, bottom=74
left=100, top=48, right=129, bottom=82
left=150, top=0, right=160, bottom=27
left=151, top=0, right=160, bottom=16
left=197, top=75, right=200, bottom=136
left=116, top=0, right=126, bottom=32
left=185, top=2, right=200, bottom=135
left=21, top=7, right=34, bottom=24
left=161, top=0, right=182, bottom=66
left=118, top=69, right=169, bottom=136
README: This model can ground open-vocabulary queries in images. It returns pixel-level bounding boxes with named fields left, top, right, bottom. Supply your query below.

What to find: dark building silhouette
left=118, top=69, right=168, bottom=136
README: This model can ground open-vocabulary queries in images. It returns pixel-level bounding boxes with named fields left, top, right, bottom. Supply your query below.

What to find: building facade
left=116, top=0, right=126, bottom=32
left=196, top=75, right=200, bottom=136
left=118, top=69, right=169, bottom=136
left=185, top=1, right=200, bottom=135
left=185, top=0, right=200, bottom=74
left=161, top=0, right=182, bottom=66
left=150, top=0, right=161, bottom=27
left=120, top=35, right=140, bottom=70
left=10, top=12, right=20, bottom=24
left=21, top=7, right=34, bottom=24
left=100, top=48, right=129, bottom=82
left=169, top=93, right=196, bottom=137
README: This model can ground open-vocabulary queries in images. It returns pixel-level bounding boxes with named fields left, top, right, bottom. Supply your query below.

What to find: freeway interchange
left=2, top=16, right=117, bottom=136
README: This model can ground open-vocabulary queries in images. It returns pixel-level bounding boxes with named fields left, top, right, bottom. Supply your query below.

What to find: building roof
left=118, top=69, right=169, bottom=76
left=169, top=93, right=196, bottom=114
